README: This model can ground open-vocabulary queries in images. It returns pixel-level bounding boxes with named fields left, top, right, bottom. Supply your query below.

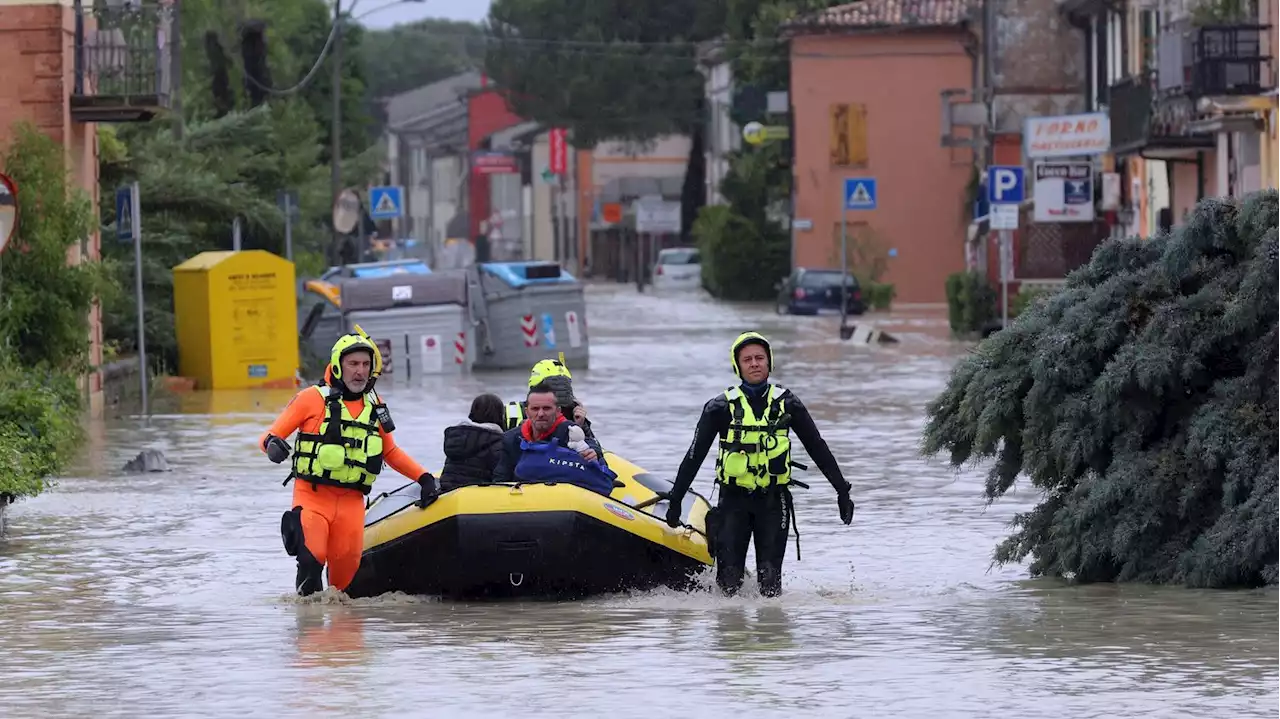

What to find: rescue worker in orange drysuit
left=259, top=333, right=438, bottom=596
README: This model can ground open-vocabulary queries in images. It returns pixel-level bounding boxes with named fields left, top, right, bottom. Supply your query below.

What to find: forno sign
left=1024, top=113, right=1110, bottom=159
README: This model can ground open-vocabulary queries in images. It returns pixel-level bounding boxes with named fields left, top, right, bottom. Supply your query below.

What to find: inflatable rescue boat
left=344, top=452, right=714, bottom=599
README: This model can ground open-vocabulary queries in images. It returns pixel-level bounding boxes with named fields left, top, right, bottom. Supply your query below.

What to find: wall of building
left=466, top=88, right=523, bottom=239
left=703, top=60, right=736, bottom=206
left=430, top=154, right=464, bottom=243
left=574, top=148, right=593, bottom=270
left=791, top=32, right=975, bottom=305
left=530, top=133, right=552, bottom=260
left=590, top=134, right=691, bottom=190
left=987, top=0, right=1088, bottom=133
left=0, top=0, right=103, bottom=415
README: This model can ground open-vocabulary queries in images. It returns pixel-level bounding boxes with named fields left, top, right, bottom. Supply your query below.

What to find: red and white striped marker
left=520, top=314, right=538, bottom=347
left=454, top=331, right=466, bottom=364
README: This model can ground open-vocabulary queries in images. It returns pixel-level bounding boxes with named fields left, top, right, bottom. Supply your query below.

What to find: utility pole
left=330, top=0, right=343, bottom=253
left=979, top=0, right=997, bottom=274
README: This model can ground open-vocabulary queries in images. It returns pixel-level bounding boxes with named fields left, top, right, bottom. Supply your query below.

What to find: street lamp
left=330, top=0, right=426, bottom=253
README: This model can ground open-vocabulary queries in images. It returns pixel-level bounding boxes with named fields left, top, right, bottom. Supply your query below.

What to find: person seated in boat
left=437, top=393, right=506, bottom=493
left=504, top=357, right=596, bottom=442
left=492, top=381, right=615, bottom=495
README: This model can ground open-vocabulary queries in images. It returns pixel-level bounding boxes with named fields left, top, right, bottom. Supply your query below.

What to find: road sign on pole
left=0, top=173, right=16, bottom=255
left=843, top=177, right=878, bottom=211
left=332, top=189, right=360, bottom=234
left=118, top=182, right=149, bottom=414
left=999, top=230, right=1013, bottom=330
left=277, top=190, right=298, bottom=262
left=742, top=121, right=790, bottom=146
left=990, top=203, right=1019, bottom=230
left=368, top=185, right=404, bottom=221
left=986, top=165, right=1026, bottom=205
left=116, top=185, right=134, bottom=243
left=838, top=177, right=877, bottom=339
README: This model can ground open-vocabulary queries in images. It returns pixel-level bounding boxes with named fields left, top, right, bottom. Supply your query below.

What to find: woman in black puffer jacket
left=438, top=393, right=506, bottom=492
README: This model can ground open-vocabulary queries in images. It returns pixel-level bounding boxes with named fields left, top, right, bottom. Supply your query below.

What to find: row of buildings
left=380, top=70, right=690, bottom=276
left=380, top=0, right=1276, bottom=305
left=0, top=0, right=1274, bottom=415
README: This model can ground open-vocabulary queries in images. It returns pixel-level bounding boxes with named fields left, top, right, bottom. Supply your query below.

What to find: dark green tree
left=360, top=19, right=486, bottom=101
left=0, top=124, right=106, bottom=500
left=687, top=0, right=832, bottom=295
left=177, top=0, right=376, bottom=158
left=99, top=103, right=382, bottom=371
left=482, top=0, right=727, bottom=240
left=483, top=0, right=721, bottom=145
left=921, top=191, right=1279, bottom=589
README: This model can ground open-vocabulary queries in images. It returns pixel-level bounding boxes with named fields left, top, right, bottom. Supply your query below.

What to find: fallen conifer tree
left=922, top=191, right=1278, bottom=588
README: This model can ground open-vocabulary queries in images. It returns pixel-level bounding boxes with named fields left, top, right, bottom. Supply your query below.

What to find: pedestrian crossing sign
left=115, top=184, right=135, bottom=241
left=843, top=177, right=878, bottom=211
left=368, top=185, right=404, bottom=220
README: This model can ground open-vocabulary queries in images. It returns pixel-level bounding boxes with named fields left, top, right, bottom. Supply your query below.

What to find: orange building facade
left=786, top=1, right=979, bottom=305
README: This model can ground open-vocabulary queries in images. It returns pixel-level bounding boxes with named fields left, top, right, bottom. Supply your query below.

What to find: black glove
left=837, top=488, right=855, bottom=525
left=665, top=492, right=684, bottom=528
left=417, top=473, right=440, bottom=509
left=264, top=435, right=290, bottom=464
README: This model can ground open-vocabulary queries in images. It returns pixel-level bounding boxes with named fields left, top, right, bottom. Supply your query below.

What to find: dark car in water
left=775, top=268, right=866, bottom=316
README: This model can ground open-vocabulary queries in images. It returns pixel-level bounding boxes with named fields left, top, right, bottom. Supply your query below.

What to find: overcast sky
left=357, top=0, right=491, bottom=29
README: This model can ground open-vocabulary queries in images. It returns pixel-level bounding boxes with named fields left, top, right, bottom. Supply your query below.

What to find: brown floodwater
left=1, top=285, right=1274, bottom=718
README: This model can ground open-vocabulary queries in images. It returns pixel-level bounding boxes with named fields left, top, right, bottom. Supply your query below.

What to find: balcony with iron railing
left=1157, top=21, right=1271, bottom=98
left=1109, top=70, right=1215, bottom=157
left=71, top=0, right=174, bottom=123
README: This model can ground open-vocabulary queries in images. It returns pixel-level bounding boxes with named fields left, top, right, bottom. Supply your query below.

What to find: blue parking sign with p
left=986, top=166, right=1025, bottom=205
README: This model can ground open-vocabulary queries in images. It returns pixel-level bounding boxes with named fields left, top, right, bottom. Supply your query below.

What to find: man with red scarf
left=492, top=381, right=611, bottom=493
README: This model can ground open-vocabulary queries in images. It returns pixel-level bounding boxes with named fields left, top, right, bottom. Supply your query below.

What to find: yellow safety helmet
left=730, top=331, right=773, bottom=378
left=528, top=354, right=572, bottom=388
left=329, top=332, right=379, bottom=380
left=352, top=324, right=383, bottom=377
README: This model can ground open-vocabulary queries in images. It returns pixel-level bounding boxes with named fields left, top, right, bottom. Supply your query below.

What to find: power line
left=227, top=17, right=964, bottom=99
left=240, top=14, right=342, bottom=95
left=389, top=24, right=967, bottom=55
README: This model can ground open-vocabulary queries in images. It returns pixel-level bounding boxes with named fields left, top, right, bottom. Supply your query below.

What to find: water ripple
left=0, top=287, right=1274, bottom=718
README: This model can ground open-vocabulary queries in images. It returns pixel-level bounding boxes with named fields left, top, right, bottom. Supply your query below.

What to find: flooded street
left=1, top=286, right=1275, bottom=718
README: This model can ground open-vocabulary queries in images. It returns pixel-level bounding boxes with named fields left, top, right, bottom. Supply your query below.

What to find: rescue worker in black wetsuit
left=504, top=357, right=597, bottom=442
left=664, top=331, right=856, bottom=597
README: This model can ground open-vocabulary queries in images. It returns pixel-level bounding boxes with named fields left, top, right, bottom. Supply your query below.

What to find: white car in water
left=652, top=247, right=702, bottom=292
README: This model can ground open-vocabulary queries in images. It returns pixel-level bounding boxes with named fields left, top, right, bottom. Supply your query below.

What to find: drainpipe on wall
left=981, top=0, right=995, bottom=171
left=788, top=100, right=797, bottom=273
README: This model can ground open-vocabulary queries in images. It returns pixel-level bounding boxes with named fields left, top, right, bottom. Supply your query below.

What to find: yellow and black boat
left=344, top=453, right=714, bottom=600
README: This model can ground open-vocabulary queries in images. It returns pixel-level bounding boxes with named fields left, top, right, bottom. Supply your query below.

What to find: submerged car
left=775, top=268, right=866, bottom=316
left=652, top=247, right=702, bottom=292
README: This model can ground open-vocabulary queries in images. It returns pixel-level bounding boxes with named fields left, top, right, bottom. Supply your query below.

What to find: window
left=799, top=270, right=860, bottom=290
left=1096, top=14, right=1111, bottom=106
left=433, top=159, right=459, bottom=204
left=1140, top=10, right=1158, bottom=72
left=658, top=248, right=700, bottom=265
left=705, top=100, right=718, bottom=156
left=1087, top=22, right=1097, bottom=110
left=413, top=147, right=428, bottom=182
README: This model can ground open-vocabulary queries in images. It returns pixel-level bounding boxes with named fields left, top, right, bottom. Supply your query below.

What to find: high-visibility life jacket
left=715, top=383, right=792, bottom=491
left=291, top=385, right=385, bottom=494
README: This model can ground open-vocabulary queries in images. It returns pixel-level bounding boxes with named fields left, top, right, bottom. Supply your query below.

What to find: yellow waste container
left=172, top=250, right=299, bottom=390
